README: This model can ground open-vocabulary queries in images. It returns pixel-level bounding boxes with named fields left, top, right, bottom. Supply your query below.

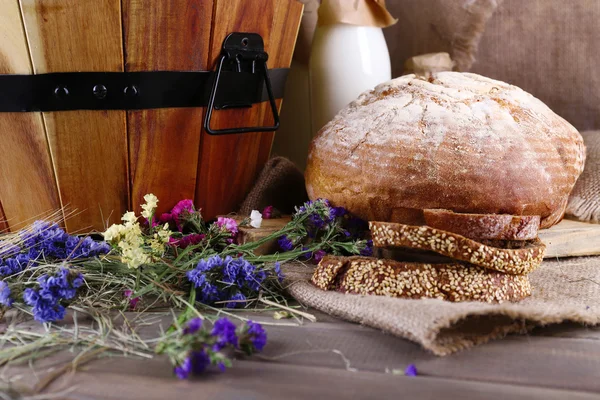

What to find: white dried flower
left=250, top=210, right=263, bottom=228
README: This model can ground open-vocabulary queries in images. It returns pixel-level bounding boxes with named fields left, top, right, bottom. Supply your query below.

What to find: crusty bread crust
left=305, top=72, right=586, bottom=229
left=423, top=209, right=540, bottom=240
left=311, top=255, right=531, bottom=303
left=369, top=221, right=546, bottom=275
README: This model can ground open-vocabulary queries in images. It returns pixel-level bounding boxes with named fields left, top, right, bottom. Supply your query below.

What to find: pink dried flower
left=155, top=212, right=175, bottom=227
left=171, top=199, right=195, bottom=220
left=216, top=217, right=238, bottom=236
left=169, top=234, right=206, bottom=249
left=124, top=289, right=140, bottom=309
left=262, top=206, right=274, bottom=219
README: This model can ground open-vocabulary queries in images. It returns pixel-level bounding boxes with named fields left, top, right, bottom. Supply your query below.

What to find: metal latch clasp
left=204, top=32, right=280, bottom=135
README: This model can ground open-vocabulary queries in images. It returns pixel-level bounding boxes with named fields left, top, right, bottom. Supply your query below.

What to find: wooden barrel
left=0, top=0, right=302, bottom=233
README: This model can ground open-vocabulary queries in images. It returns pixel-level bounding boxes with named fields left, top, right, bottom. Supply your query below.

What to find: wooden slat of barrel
left=123, top=0, right=213, bottom=216
left=0, top=0, right=61, bottom=232
left=257, top=1, right=304, bottom=169
left=196, top=0, right=302, bottom=220
left=0, top=201, right=9, bottom=233
left=20, top=0, right=129, bottom=233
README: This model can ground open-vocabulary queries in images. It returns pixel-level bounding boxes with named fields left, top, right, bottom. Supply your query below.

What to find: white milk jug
left=309, top=20, right=391, bottom=135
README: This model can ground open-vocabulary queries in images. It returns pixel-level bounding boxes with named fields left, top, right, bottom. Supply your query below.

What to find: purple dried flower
left=13, top=221, right=109, bottom=264
left=330, top=206, right=347, bottom=219
left=23, top=267, right=84, bottom=323
left=225, top=292, right=247, bottom=308
left=217, top=361, right=227, bottom=372
left=273, top=262, right=284, bottom=282
left=313, top=250, right=326, bottom=263
left=308, top=213, right=327, bottom=229
left=191, top=350, right=211, bottom=374
left=301, top=246, right=312, bottom=260
left=360, top=240, right=374, bottom=257
left=187, top=255, right=266, bottom=306
left=0, top=281, right=12, bottom=307
left=211, top=318, right=238, bottom=350
left=0, top=242, right=20, bottom=258
left=246, top=321, right=267, bottom=351
left=183, top=317, right=203, bottom=335
left=278, top=236, right=294, bottom=252
left=174, top=356, right=192, bottom=379
left=405, top=364, right=418, bottom=377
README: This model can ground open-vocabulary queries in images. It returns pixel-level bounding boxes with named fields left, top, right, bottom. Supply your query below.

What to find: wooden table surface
left=4, top=308, right=600, bottom=400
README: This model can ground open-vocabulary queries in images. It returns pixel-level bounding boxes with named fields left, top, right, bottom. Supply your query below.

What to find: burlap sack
left=239, top=157, right=308, bottom=215
left=284, top=257, right=600, bottom=356
left=567, top=131, right=600, bottom=223
left=472, top=1, right=600, bottom=131
left=384, top=0, right=500, bottom=75
left=384, top=0, right=600, bottom=130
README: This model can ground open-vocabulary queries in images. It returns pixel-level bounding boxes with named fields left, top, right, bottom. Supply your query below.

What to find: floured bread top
left=305, top=72, right=586, bottom=228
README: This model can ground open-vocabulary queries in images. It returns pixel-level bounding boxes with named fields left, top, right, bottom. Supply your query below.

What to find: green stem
left=135, top=268, right=141, bottom=291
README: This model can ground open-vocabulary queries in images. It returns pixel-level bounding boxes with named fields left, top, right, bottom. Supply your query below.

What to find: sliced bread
left=311, top=255, right=531, bottom=303
left=369, top=221, right=546, bottom=275
left=423, top=209, right=540, bottom=241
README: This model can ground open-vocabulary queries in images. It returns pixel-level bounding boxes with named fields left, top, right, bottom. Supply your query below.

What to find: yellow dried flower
left=103, top=223, right=125, bottom=242
left=119, top=239, right=151, bottom=269
left=141, top=193, right=159, bottom=220
left=122, top=211, right=137, bottom=226
left=105, top=197, right=171, bottom=269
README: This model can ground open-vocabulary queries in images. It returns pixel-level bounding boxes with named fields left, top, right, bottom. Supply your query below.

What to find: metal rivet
left=123, top=85, right=139, bottom=97
left=93, top=84, right=107, bottom=99
left=54, top=85, right=69, bottom=99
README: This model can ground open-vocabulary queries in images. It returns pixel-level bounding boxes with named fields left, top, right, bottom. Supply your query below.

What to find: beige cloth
left=284, top=257, right=600, bottom=356
left=567, top=131, right=600, bottom=223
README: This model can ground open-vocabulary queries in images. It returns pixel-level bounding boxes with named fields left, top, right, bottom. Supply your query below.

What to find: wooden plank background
left=196, top=0, right=303, bottom=220
left=20, top=0, right=128, bottom=233
left=539, top=219, right=600, bottom=258
left=123, top=0, right=213, bottom=216
left=0, top=0, right=61, bottom=231
left=4, top=309, right=600, bottom=398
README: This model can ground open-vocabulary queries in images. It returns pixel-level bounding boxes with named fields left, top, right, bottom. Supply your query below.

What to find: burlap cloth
left=242, top=157, right=600, bottom=356
left=283, top=258, right=600, bottom=356
left=567, top=131, right=600, bottom=223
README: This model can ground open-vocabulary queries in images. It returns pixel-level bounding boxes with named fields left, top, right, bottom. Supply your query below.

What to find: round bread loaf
left=305, top=72, right=586, bottom=229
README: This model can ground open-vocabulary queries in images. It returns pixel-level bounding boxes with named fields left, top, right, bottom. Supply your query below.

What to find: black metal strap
left=204, top=32, right=280, bottom=135
left=0, top=68, right=288, bottom=112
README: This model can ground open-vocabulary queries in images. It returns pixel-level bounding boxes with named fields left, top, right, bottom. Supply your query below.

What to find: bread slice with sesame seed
left=423, top=209, right=541, bottom=241
left=369, top=221, right=546, bottom=275
left=311, top=255, right=531, bottom=303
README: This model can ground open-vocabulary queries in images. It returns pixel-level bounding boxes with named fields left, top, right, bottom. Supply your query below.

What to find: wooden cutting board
left=237, top=216, right=600, bottom=259
left=539, top=219, right=600, bottom=258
